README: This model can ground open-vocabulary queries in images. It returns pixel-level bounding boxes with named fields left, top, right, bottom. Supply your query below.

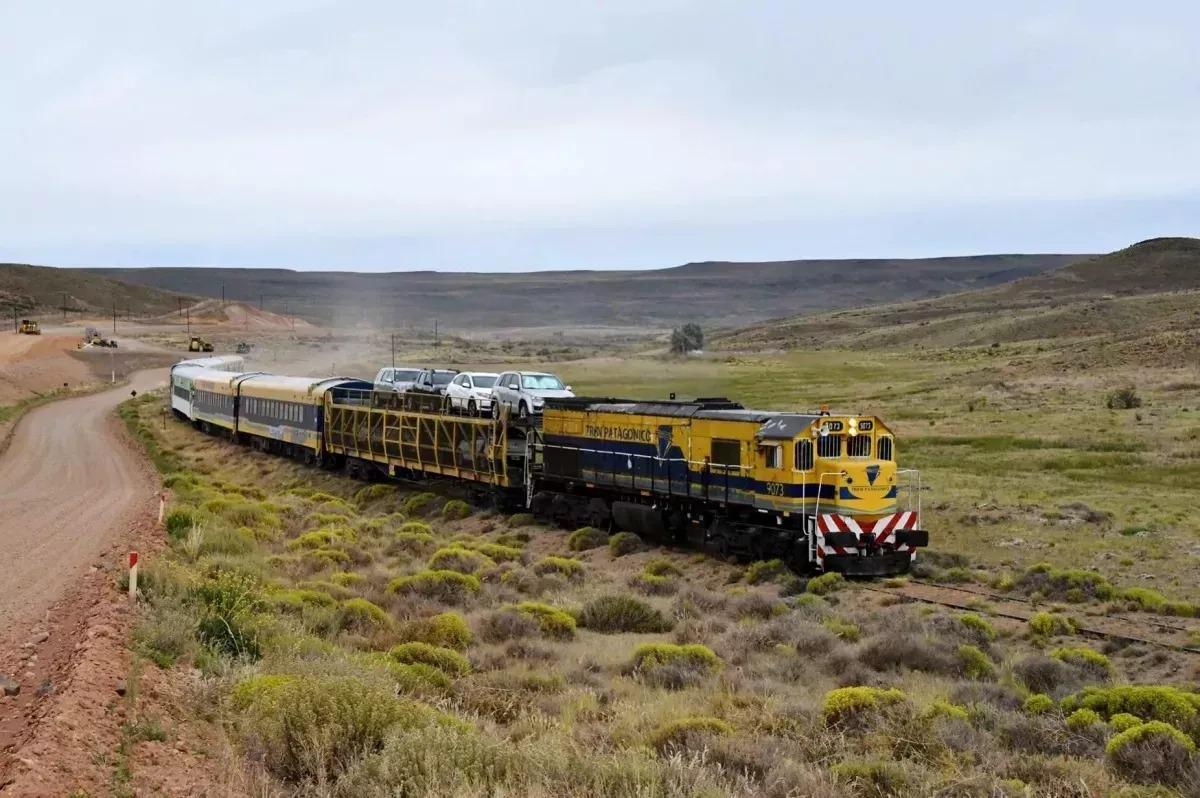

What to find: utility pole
left=391, top=333, right=396, bottom=368
left=434, top=319, right=438, bottom=345
left=221, top=284, right=225, bottom=307
left=62, top=292, right=67, bottom=322
left=112, top=299, right=117, bottom=334
left=178, top=297, right=183, bottom=319
left=259, top=294, right=264, bottom=311
left=186, top=307, right=191, bottom=336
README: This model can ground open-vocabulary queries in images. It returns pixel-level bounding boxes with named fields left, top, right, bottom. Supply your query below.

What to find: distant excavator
left=188, top=336, right=215, bottom=353
left=17, top=319, right=41, bottom=335
left=81, top=327, right=118, bottom=348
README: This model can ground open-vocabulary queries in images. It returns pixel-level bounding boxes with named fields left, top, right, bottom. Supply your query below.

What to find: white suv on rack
left=491, top=370, right=574, bottom=419
left=446, top=372, right=499, bottom=416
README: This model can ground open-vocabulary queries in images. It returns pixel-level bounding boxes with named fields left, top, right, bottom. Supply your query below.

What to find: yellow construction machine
left=18, top=319, right=41, bottom=335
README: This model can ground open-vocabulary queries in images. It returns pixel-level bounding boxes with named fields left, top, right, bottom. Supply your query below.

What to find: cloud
left=2, top=1, right=1197, bottom=270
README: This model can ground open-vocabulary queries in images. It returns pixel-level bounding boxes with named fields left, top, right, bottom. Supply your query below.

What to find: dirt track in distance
left=0, top=369, right=165, bottom=779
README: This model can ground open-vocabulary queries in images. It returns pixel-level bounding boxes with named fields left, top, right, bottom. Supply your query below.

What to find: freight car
left=167, top=360, right=925, bottom=574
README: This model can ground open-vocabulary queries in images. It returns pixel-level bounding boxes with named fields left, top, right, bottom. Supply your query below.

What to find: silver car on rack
left=491, top=370, right=574, bottom=419
left=374, top=366, right=421, bottom=393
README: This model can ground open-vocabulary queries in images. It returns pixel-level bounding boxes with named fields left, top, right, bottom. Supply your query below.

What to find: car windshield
left=432, top=372, right=455, bottom=386
left=522, top=374, right=564, bottom=390
left=473, top=375, right=497, bottom=388
left=393, top=369, right=419, bottom=381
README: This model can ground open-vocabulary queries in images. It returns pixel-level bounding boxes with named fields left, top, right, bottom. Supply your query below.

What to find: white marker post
left=128, top=551, right=139, bottom=601
left=158, top=492, right=166, bottom=526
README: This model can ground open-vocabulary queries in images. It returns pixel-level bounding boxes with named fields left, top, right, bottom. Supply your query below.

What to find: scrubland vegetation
left=119, top=393, right=1200, bottom=796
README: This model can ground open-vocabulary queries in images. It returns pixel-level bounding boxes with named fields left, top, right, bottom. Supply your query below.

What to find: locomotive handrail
left=811, top=470, right=844, bottom=527
left=896, top=468, right=921, bottom=524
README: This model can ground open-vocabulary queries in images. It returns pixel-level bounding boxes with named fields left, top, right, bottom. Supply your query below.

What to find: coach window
left=878, top=436, right=893, bottom=461
left=711, top=439, right=741, bottom=468
left=795, top=439, right=814, bottom=470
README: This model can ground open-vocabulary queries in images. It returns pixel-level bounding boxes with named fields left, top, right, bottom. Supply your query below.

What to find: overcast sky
left=3, top=1, right=1198, bottom=272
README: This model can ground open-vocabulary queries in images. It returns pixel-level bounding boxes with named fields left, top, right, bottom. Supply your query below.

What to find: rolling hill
left=720, top=238, right=1200, bottom=367
left=88, top=253, right=1086, bottom=331
left=0, top=263, right=194, bottom=319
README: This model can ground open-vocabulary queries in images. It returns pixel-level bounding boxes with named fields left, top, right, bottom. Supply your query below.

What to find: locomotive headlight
left=848, top=418, right=858, bottom=434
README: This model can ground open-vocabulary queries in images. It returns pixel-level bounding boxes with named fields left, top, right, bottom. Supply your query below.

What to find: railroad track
left=862, top=579, right=1200, bottom=655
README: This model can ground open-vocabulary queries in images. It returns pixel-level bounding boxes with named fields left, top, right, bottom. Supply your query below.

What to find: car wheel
left=491, top=401, right=501, bottom=420
left=518, top=401, right=529, bottom=420
left=467, top=400, right=477, bottom=416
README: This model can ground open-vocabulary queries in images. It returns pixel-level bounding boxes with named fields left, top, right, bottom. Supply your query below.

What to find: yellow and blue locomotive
left=534, top=397, right=925, bottom=574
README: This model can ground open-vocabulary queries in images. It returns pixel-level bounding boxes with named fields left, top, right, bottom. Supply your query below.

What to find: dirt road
left=0, top=369, right=165, bottom=783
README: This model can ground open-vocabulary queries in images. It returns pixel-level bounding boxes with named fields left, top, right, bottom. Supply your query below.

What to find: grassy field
left=114, top=364, right=1200, bottom=796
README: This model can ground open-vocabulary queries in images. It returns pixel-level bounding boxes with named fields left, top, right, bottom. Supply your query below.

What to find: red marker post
left=128, top=551, right=139, bottom=601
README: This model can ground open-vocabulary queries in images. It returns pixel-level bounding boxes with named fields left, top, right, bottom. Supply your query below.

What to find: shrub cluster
left=338, top=597, right=391, bottom=633
left=533, top=556, right=584, bottom=579
left=578, top=595, right=672, bottom=634
left=648, top=716, right=733, bottom=752
left=806, top=572, right=846, bottom=595
left=608, top=531, right=643, bottom=556
left=388, top=570, right=481, bottom=603
left=389, top=642, right=472, bottom=676
left=397, top=612, right=472, bottom=650
left=822, top=686, right=907, bottom=726
left=1028, top=611, right=1077, bottom=638
left=441, top=499, right=472, bottom=520
left=567, top=526, right=609, bottom=551
left=509, top=602, right=577, bottom=639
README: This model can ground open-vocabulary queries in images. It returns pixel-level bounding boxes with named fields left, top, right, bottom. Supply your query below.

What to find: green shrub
left=631, top=643, right=721, bottom=673
left=508, top=512, right=536, bottom=527
left=1107, top=721, right=1197, bottom=786
left=743, top=559, right=788, bottom=585
left=822, top=686, right=907, bottom=725
left=330, top=571, right=364, bottom=587
left=1015, top=563, right=1113, bottom=602
left=643, top=558, right=682, bottom=578
left=401, top=492, right=439, bottom=516
left=339, top=598, right=391, bottom=633
left=578, top=595, right=672, bottom=634
left=1023, top=694, right=1055, bottom=715
left=268, top=588, right=337, bottom=612
left=230, top=673, right=449, bottom=784
left=1107, top=720, right=1197, bottom=755
left=397, top=612, right=472, bottom=650
left=398, top=520, right=432, bottom=536
left=1028, top=611, right=1077, bottom=638
left=511, top=602, right=577, bottom=639
left=388, top=570, right=481, bottom=604
left=807, top=572, right=846, bottom=595
left=958, top=613, right=997, bottom=641
left=957, top=644, right=995, bottom=680
left=389, top=642, right=472, bottom=677
left=533, top=556, right=584, bottom=579
left=630, top=573, right=678, bottom=596
left=302, top=546, right=350, bottom=566
left=353, top=482, right=394, bottom=505
left=1061, top=685, right=1200, bottom=735
left=1051, top=646, right=1111, bottom=676
left=1065, top=707, right=1102, bottom=730
left=189, top=569, right=265, bottom=659
left=199, top=525, right=256, bottom=556
left=1110, top=712, right=1143, bottom=732
left=648, top=716, right=733, bottom=752
left=925, top=700, right=969, bottom=722
left=1106, top=387, right=1142, bottom=410
left=467, top=542, right=524, bottom=562
left=288, top=525, right=353, bottom=550
left=164, top=507, right=197, bottom=541
left=832, top=760, right=909, bottom=795
left=393, top=530, right=435, bottom=554
left=441, top=499, right=472, bottom=520
left=823, top=617, right=861, bottom=642
left=608, top=531, right=643, bottom=556
left=567, top=526, right=608, bottom=551
left=429, top=546, right=495, bottom=574
left=1119, top=586, right=1198, bottom=617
